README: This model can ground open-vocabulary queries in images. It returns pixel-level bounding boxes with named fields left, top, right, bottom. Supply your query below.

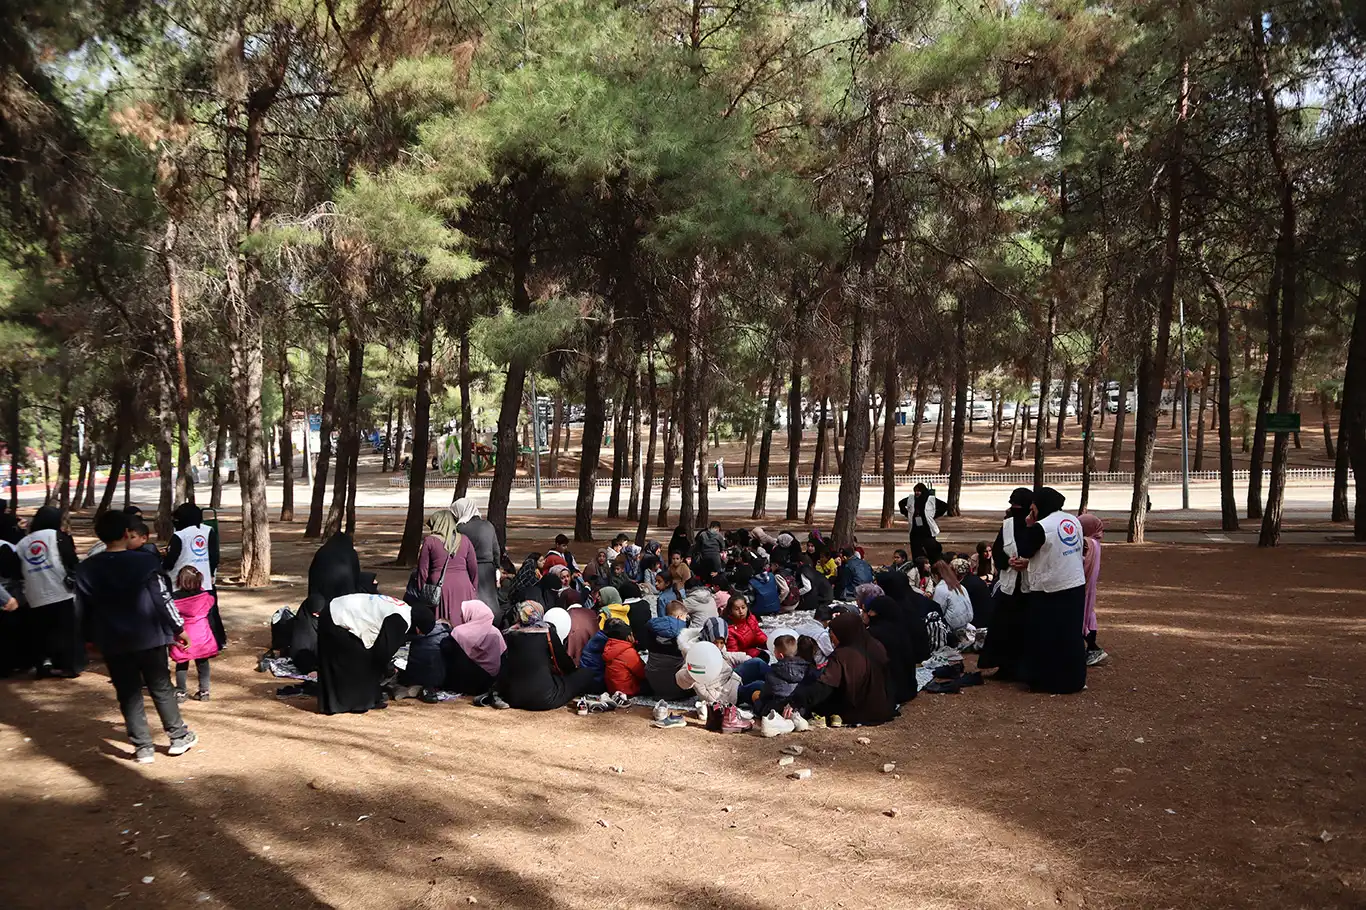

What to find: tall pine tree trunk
left=785, top=349, right=802, bottom=520
left=656, top=396, right=678, bottom=528
left=1321, top=393, right=1335, bottom=459
left=1344, top=254, right=1366, bottom=538
left=549, top=394, right=563, bottom=479
left=456, top=321, right=473, bottom=499
left=906, top=369, right=928, bottom=472
left=325, top=329, right=363, bottom=538
left=1109, top=367, right=1129, bottom=472
left=155, top=347, right=176, bottom=541
left=805, top=397, right=828, bottom=527
left=753, top=364, right=780, bottom=520
left=1034, top=299, right=1056, bottom=487
left=392, top=400, right=405, bottom=472
left=627, top=364, right=643, bottom=522
left=879, top=355, right=899, bottom=527
left=1080, top=374, right=1098, bottom=511
left=398, top=285, right=437, bottom=564
left=305, top=307, right=340, bottom=537
left=1247, top=262, right=1282, bottom=520
left=210, top=405, right=227, bottom=510
left=381, top=400, right=393, bottom=473
left=163, top=216, right=195, bottom=504
left=678, top=259, right=705, bottom=535
left=938, top=376, right=952, bottom=475
left=1054, top=360, right=1074, bottom=449
left=575, top=316, right=612, bottom=541
left=1194, top=361, right=1210, bottom=472
left=279, top=336, right=295, bottom=521
left=55, top=366, right=73, bottom=512
left=947, top=300, right=968, bottom=514
left=636, top=345, right=659, bottom=543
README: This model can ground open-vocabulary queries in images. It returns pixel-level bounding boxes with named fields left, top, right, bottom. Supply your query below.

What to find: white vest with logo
left=17, top=529, right=71, bottom=607
left=1027, top=511, right=1087, bottom=593
left=993, top=517, right=1030, bottom=596
left=169, top=525, right=214, bottom=590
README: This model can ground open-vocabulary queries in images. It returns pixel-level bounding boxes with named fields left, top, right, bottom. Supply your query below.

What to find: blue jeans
left=735, top=657, right=769, bottom=708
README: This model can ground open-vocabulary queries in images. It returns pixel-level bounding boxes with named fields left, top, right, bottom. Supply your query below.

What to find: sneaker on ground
left=759, top=711, right=795, bottom=738
left=652, top=715, right=687, bottom=729
left=175, top=690, right=188, bottom=703
left=721, top=705, right=754, bottom=733
left=809, top=715, right=827, bottom=729
left=652, top=700, right=670, bottom=723
left=827, top=714, right=844, bottom=728
left=168, top=732, right=198, bottom=756
left=790, top=713, right=810, bottom=733
left=490, top=692, right=511, bottom=709
left=193, top=691, right=211, bottom=701
left=575, top=698, right=590, bottom=716
left=1086, top=649, right=1109, bottom=667
left=610, top=691, right=631, bottom=708
left=134, top=746, right=155, bottom=764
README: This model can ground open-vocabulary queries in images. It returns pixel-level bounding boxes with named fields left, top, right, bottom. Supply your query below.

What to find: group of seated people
left=276, top=490, right=1106, bottom=726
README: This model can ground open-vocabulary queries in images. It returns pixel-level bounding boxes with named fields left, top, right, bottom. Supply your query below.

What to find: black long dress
left=316, top=605, right=409, bottom=715
left=292, top=533, right=363, bottom=674
left=457, top=516, right=502, bottom=623
left=978, top=521, right=1030, bottom=679
left=440, top=637, right=497, bottom=694
left=865, top=596, right=923, bottom=705
left=498, top=626, right=597, bottom=711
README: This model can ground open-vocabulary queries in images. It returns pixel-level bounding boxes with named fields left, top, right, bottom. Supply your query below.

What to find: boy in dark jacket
left=738, top=635, right=809, bottom=712
left=76, top=511, right=198, bottom=764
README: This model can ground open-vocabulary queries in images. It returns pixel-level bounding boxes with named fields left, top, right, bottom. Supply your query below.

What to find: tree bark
left=1247, top=262, right=1282, bottom=520
left=1345, top=254, right=1366, bottom=538
left=753, top=364, right=780, bottom=520
left=84, top=442, right=99, bottom=508
left=325, top=329, right=363, bottom=538
left=1079, top=373, right=1098, bottom=511
left=1321, top=393, right=1335, bottom=459
left=938, top=376, right=952, bottom=475
left=627, top=364, right=643, bottom=522
left=901, top=369, right=925, bottom=473
left=607, top=385, right=628, bottom=520
left=990, top=392, right=1002, bottom=461
left=456, top=318, right=473, bottom=499
left=785, top=348, right=802, bottom=521
left=636, top=344, right=659, bottom=544
left=279, top=336, right=295, bottom=521
left=74, top=447, right=88, bottom=513
left=392, top=399, right=406, bottom=473
left=879, top=354, right=899, bottom=527
left=549, top=393, right=563, bottom=479
left=805, top=397, right=828, bottom=527
left=678, top=259, right=705, bottom=536
left=210, top=404, right=227, bottom=510
left=5, top=374, right=21, bottom=513
left=948, top=301, right=968, bottom=514
left=575, top=318, right=612, bottom=541
left=381, top=399, right=393, bottom=473
left=1054, top=360, right=1074, bottom=450
left=1194, top=361, right=1210, bottom=472
left=155, top=344, right=176, bottom=541
left=1109, top=367, right=1129, bottom=473
left=397, top=285, right=437, bottom=564
left=55, top=366, right=73, bottom=512
left=162, top=215, right=195, bottom=504
left=305, top=307, right=340, bottom=537
left=697, top=401, right=711, bottom=530
left=1034, top=299, right=1056, bottom=486
left=656, top=395, right=678, bottom=528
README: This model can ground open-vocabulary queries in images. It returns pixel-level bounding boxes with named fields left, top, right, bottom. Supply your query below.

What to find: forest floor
left=2, top=520, right=1364, bottom=910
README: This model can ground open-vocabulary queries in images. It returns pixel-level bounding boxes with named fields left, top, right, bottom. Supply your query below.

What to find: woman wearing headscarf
left=792, top=613, right=895, bottom=726
left=440, top=600, right=506, bottom=694
left=450, top=497, right=502, bottom=621
left=317, top=591, right=416, bottom=715
left=1014, top=487, right=1087, bottom=694
left=1080, top=513, right=1108, bottom=667
left=901, top=483, right=943, bottom=562
left=615, top=580, right=653, bottom=644
left=863, top=595, right=927, bottom=705
left=417, top=510, right=479, bottom=626
left=291, top=533, right=363, bottom=674
left=978, top=488, right=1033, bottom=681
left=498, top=601, right=598, bottom=710
left=596, top=585, right=629, bottom=627
left=507, top=554, right=546, bottom=609
left=3, top=506, right=82, bottom=677
left=667, top=525, right=691, bottom=562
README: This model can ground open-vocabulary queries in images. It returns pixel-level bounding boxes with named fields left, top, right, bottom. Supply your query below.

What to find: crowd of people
left=270, top=487, right=1108, bottom=733
left=0, top=481, right=1109, bottom=759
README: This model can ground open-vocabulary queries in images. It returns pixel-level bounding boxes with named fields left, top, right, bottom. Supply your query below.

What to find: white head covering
left=451, top=497, right=480, bottom=524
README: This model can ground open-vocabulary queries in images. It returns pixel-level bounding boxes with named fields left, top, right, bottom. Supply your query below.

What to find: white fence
left=389, top=467, right=1339, bottom=489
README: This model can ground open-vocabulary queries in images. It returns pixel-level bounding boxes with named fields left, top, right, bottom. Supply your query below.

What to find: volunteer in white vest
left=1009, top=486, right=1088, bottom=694
left=978, top=487, right=1033, bottom=681
left=1, top=506, right=84, bottom=677
left=163, top=502, right=225, bottom=649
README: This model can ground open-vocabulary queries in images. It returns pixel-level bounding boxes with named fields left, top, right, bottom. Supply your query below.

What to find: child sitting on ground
left=169, top=566, right=219, bottom=702
left=647, top=601, right=689, bottom=654
left=723, top=593, right=768, bottom=659
left=601, top=618, right=647, bottom=698
left=797, top=634, right=824, bottom=676
left=739, top=635, right=809, bottom=711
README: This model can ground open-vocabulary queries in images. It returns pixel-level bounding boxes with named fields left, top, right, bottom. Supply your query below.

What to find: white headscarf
left=328, top=594, right=412, bottom=649
left=451, top=497, right=480, bottom=524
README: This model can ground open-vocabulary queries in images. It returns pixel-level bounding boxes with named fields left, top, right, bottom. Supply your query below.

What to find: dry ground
left=1, top=519, right=1364, bottom=910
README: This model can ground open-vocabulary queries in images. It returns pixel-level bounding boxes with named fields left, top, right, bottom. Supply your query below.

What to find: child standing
left=75, top=511, right=197, bottom=763
left=169, top=566, right=220, bottom=702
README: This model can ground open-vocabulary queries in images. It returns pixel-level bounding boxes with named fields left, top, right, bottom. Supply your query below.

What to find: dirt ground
left=2, top=518, right=1364, bottom=910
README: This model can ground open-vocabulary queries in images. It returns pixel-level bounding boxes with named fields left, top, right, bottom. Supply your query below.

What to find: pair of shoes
left=175, top=690, right=189, bottom=704
left=193, top=691, right=211, bottom=701
left=608, top=691, right=631, bottom=708
left=759, top=710, right=795, bottom=737
left=168, top=732, right=197, bottom=756
left=721, top=705, right=754, bottom=733
left=827, top=715, right=844, bottom=728
left=809, top=715, right=827, bottom=729
left=1086, top=648, right=1110, bottom=667
left=932, top=663, right=964, bottom=680
left=589, top=695, right=617, bottom=713
left=790, top=713, right=811, bottom=733
left=134, top=746, right=155, bottom=764
left=651, top=700, right=670, bottom=723
left=575, top=697, right=590, bottom=716
left=652, top=714, right=687, bottom=729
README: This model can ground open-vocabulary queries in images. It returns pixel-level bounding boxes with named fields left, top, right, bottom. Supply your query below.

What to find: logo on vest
left=24, top=540, right=50, bottom=567
left=1058, top=518, right=1081, bottom=549
left=191, top=535, right=208, bottom=557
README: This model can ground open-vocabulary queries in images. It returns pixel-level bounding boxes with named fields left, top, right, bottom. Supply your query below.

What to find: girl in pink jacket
left=170, top=567, right=220, bottom=701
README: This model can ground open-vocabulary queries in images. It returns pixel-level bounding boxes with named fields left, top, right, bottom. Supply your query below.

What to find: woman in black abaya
left=1015, top=486, right=1087, bottom=695
left=978, top=488, right=1033, bottom=681
left=292, top=533, right=363, bottom=674
left=317, top=593, right=421, bottom=716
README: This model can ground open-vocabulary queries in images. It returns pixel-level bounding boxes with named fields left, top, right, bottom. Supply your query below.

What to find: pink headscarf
left=1080, top=514, right=1103, bottom=635
left=451, top=600, right=505, bottom=675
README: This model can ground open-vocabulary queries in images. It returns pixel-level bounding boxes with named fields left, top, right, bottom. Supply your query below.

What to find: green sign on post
left=1265, top=413, right=1301, bottom=433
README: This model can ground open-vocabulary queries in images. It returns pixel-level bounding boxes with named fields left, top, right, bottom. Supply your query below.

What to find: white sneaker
left=1086, top=649, right=1109, bottom=667
left=759, top=711, right=795, bottom=738
left=651, top=700, right=669, bottom=723
left=790, top=712, right=810, bottom=733
left=610, top=691, right=631, bottom=708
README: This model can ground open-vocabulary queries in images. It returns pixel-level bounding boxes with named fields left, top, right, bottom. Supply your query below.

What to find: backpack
left=749, top=572, right=780, bottom=616
left=924, top=608, right=950, bottom=652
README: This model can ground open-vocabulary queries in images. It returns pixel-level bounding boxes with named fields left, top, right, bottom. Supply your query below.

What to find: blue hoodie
left=578, top=630, right=608, bottom=686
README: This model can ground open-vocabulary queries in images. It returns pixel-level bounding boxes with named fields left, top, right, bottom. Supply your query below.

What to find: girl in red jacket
left=601, top=619, right=647, bottom=697
left=724, top=593, right=768, bottom=659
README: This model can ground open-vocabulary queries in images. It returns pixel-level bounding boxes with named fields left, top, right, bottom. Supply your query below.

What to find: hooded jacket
left=763, top=655, right=812, bottom=700
left=602, top=638, right=647, bottom=696
left=724, top=613, right=768, bottom=657
left=76, top=550, right=183, bottom=656
left=683, top=587, right=719, bottom=629
left=578, top=630, right=609, bottom=685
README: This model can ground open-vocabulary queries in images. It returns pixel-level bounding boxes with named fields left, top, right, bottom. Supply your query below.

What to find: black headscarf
left=513, top=555, right=540, bottom=593
left=667, top=526, right=690, bottom=558
left=172, top=502, right=204, bottom=531
left=1008, top=487, right=1034, bottom=515
left=864, top=595, right=928, bottom=698
left=29, top=506, right=63, bottom=533
left=305, top=533, right=363, bottom=615
left=871, top=576, right=934, bottom=661
left=1035, top=486, right=1066, bottom=519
